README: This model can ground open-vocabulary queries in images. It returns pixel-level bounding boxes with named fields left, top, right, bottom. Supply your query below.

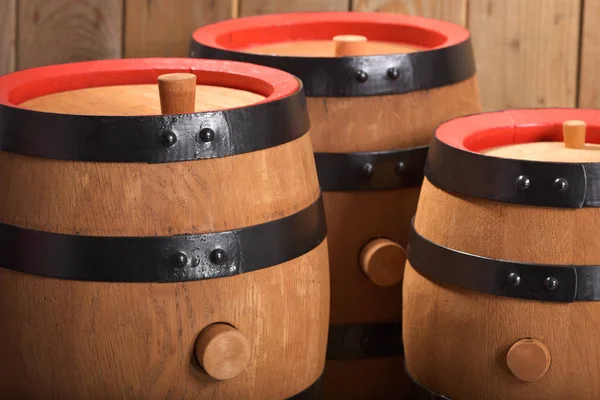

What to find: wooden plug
left=158, top=73, right=197, bottom=114
left=506, top=338, right=551, bottom=382
left=562, top=120, right=586, bottom=149
left=359, top=238, right=406, bottom=287
left=194, top=323, right=251, bottom=380
left=333, top=35, right=367, bottom=57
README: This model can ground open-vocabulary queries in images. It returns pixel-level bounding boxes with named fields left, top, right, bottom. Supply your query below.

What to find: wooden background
left=0, top=0, right=597, bottom=111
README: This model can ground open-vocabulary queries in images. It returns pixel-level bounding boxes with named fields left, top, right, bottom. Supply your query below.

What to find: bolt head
left=506, top=272, right=521, bottom=287
left=552, top=178, right=568, bottom=192
left=387, top=68, right=400, bottom=80
left=356, top=70, right=368, bottom=83
left=395, top=161, right=406, bottom=175
left=515, top=175, right=530, bottom=191
left=361, top=163, right=374, bottom=178
left=544, top=277, right=559, bottom=291
left=199, top=128, right=215, bottom=143
left=210, top=248, right=227, bottom=265
left=161, top=131, right=177, bottom=147
left=171, top=251, right=188, bottom=268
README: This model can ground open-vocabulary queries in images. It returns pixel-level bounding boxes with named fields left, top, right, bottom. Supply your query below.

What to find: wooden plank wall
left=0, top=0, right=594, bottom=111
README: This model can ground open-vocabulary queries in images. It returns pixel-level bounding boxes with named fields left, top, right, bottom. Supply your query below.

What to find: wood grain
left=0, top=240, right=329, bottom=399
left=19, top=84, right=265, bottom=115
left=320, top=77, right=480, bottom=396
left=17, top=0, right=123, bottom=69
left=578, top=0, right=600, bottom=108
left=468, top=0, right=581, bottom=111
left=481, top=142, right=600, bottom=162
left=239, top=0, right=349, bottom=17
left=308, top=77, right=481, bottom=152
left=403, top=178, right=600, bottom=399
left=246, top=39, right=423, bottom=57
left=0, top=133, right=319, bottom=236
left=351, top=0, right=468, bottom=26
left=0, top=0, right=16, bottom=74
left=124, top=0, right=231, bottom=58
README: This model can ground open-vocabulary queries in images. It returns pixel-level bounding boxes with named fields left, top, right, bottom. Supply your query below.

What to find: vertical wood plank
left=469, top=0, right=581, bottom=111
left=0, top=0, right=16, bottom=74
left=17, top=0, right=123, bottom=70
left=124, top=0, right=232, bottom=58
left=579, top=0, right=600, bottom=108
left=240, top=0, right=350, bottom=17
left=351, top=0, right=467, bottom=26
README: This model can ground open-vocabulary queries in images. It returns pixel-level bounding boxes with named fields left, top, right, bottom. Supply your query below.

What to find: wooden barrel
left=191, top=12, right=481, bottom=398
left=0, top=58, right=329, bottom=399
left=404, top=109, right=600, bottom=399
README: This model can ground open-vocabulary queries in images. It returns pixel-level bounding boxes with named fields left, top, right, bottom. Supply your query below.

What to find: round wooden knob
left=506, top=338, right=551, bottom=382
left=194, top=323, right=251, bottom=380
left=157, top=72, right=197, bottom=114
left=333, top=35, right=367, bottom=56
left=359, top=238, right=406, bottom=287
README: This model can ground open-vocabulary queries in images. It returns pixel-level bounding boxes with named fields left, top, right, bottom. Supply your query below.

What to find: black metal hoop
left=0, top=196, right=326, bottom=283
left=190, top=39, right=476, bottom=98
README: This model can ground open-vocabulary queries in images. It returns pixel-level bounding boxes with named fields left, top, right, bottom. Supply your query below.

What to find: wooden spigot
left=359, top=238, right=406, bottom=287
left=194, top=323, right=251, bottom=380
left=562, top=120, right=586, bottom=149
left=506, top=338, right=551, bottom=382
left=333, top=35, right=367, bottom=57
left=158, top=73, right=197, bottom=114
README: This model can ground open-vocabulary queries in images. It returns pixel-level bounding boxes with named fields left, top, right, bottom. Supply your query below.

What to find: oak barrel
left=191, top=12, right=481, bottom=398
left=404, top=109, right=600, bottom=399
left=0, top=58, right=329, bottom=399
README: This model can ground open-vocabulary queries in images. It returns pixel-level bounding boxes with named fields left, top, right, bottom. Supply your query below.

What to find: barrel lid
left=190, top=12, right=476, bottom=97
left=437, top=109, right=600, bottom=163
left=426, top=109, right=600, bottom=208
left=0, top=58, right=310, bottom=163
left=192, top=12, right=468, bottom=57
left=0, top=58, right=298, bottom=115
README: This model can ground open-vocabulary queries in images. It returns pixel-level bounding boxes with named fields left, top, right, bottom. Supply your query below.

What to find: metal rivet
left=356, top=70, right=368, bottom=83
left=552, top=178, right=568, bottom=192
left=171, top=251, right=188, bottom=268
left=387, top=68, right=400, bottom=80
left=544, top=277, right=559, bottom=291
left=361, top=163, right=374, bottom=178
left=199, top=128, right=215, bottom=143
left=161, top=131, right=177, bottom=147
left=515, top=175, right=530, bottom=191
left=210, top=248, right=227, bottom=265
left=395, top=161, right=406, bottom=175
left=506, top=272, right=521, bottom=287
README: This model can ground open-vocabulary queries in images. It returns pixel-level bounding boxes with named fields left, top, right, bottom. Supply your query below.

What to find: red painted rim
left=436, top=109, right=600, bottom=153
left=0, top=58, right=300, bottom=109
left=192, top=12, right=469, bottom=53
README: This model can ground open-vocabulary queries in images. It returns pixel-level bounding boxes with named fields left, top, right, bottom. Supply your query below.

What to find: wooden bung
left=359, top=238, right=406, bottom=287
left=563, top=120, right=586, bottom=149
left=194, top=323, right=252, bottom=381
left=158, top=72, right=197, bottom=114
left=506, top=338, right=551, bottom=382
left=333, top=35, right=367, bottom=57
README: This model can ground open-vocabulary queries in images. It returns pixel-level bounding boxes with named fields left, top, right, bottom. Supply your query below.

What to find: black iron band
left=0, top=196, right=326, bottom=283
left=315, top=146, right=427, bottom=191
left=407, top=368, right=451, bottom=400
left=189, top=39, right=476, bottom=98
left=425, top=136, right=600, bottom=208
left=408, top=221, right=600, bottom=303
left=0, top=88, right=309, bottom=163
left=326, top=321, right=403, bottom=360
left=287, top=375, right=323, bottom=400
